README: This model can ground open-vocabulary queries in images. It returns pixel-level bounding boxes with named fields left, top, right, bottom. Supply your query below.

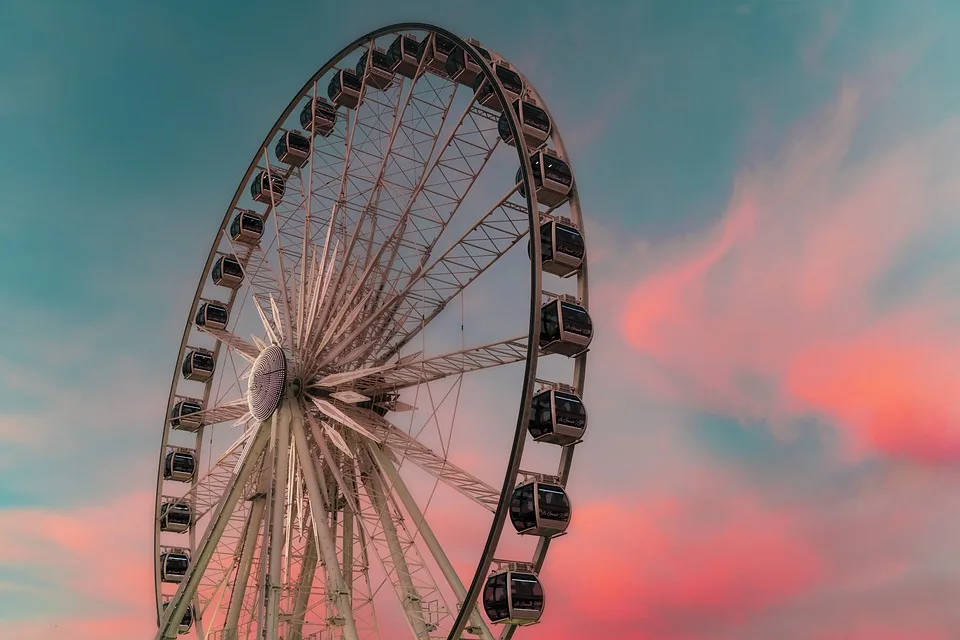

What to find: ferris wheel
left=153, top=22, right=592, bottom=640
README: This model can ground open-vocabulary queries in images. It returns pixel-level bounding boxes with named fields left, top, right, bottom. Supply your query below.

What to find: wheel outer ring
left=152, top=22, right=588, bottom=640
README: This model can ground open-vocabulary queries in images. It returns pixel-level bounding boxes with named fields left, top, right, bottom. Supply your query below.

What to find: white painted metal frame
left=153, top=22, right=589, bottom=640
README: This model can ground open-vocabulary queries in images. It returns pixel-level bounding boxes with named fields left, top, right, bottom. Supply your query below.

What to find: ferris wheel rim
left=152, top=21, right=590, bottom=640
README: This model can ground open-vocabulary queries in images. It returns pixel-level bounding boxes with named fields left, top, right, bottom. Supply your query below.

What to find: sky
left=2, top=0, right=960, bottom=638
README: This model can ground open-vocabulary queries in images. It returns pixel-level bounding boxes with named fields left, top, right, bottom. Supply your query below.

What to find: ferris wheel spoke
left=357, top=336, right=528, bottom=395
left=310, top=183, right=530, bottom=373
left=368, top=445, right=495, bottom=640
left=376, top=186, right=530, bottom=362
left=349, top=94, right=501, bottom=332
left=334, top=69, right=458, bottom=307
left=243, top=245, right=292, bottom=346
left=340, top=405, right=499, bottom=511
left=296, top=80, right=322, bottom=359
left=257, top=154, right=299, bottom=372
left=309, top=83, right=497, bottom=373
left=189, top=399, right=251, bottom=430
left=355, top=79, right=459, bottom=305
left=317, top=78, right=465, bottom=362
left=198, top=324, right=261, bottom=363
left=305, top=43, right=388, bottom=327
left=395, top=92, right=500, bottom=258
left=328, top=60, right=419, bottom=282
left=157, top=422, right=271, bottom=640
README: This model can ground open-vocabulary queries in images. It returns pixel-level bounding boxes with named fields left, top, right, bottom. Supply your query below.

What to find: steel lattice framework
left=153, top=22, right=591, bottom=640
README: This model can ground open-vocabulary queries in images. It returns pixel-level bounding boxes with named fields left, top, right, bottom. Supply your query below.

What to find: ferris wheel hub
left=247, top=344, right=288, bottom=421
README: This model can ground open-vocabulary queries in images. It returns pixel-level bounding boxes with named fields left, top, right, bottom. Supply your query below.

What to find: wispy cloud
left=619, top=75, right=960, bottom=462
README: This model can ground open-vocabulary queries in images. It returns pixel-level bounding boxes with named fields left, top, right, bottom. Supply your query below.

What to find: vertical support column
left=264, top=401, right=292, bottom=640
left=341, top=466, right=356, bottom=595
left=223, top=494, right=267, bottom=640
left=369, top=445, right=494, bottom=640
left=288, top=527, right=318, bottom=640
left=290, top=402, right=362, bottom=640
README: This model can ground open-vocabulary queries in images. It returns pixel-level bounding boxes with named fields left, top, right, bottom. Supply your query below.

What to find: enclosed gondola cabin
left=483, top=569, right=544, bottom=625
left=529, top=388, right=587, bottom=446
left=444, top=41, right=492, bottom=87
left=159, top=502, right=193, bottom=533
left=299, top=97, right=338, bottom=137
left=170, top=399, right=203, bottom=431
left=517, top=149, right=574, bottom=208
left=229, top=210, right=264, bottom=245
left=424, top=32, right=456, bottom=74
left=162, top=602, right=194, bottom=635
left=195, top=302, right=229, bottom=331
left=160, top=550, right=190, bottom=583
left=328, top=69, right=363, bottom=109
left=356, top=47, right=395, bottom=90
left=250, top=170, right=285, bottom=205
left=211, top=255, right=244, bottom=289
left=387, top=34, right=422, bottom=78
left=499, top=100, right=551, bottom=149
left=274, top=130, right=311, bottom=167
left=474, top=63, right=524, bottom=112
left=533, top=218, right=585, bottom=277
left=163, top=450, right=196, bottom=482
left=540, top=299, right=593, bottom=357
left=182, top=349, right=215, bottom=383
left=510, top=480, right=571, bottom=537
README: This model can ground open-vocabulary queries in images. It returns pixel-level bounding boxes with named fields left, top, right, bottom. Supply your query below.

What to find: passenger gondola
left=529, top=386, right=587, bottom=446
left=483, top=568, right=545, bottom=625
left=195, top=302, right=229, bottom=331
left=328, top=69, right=363, bottom=109
left=510, top=480, right=571, bottom=537
left=516, top=148, right=574, bottom=208
left=161, top=601, right=194, bottom=635
left=387, top=34, right=422, bottom=78
left=474, top=62, right=524, bottom=112
left=299, top=97, right=338, bottom=137
left=424, top=32, right=456, bottom=75
left=163, top=449, right=196, bottom=482
left=160, top=549, right=190, bottom=583
left=356, top=46, right=396, bottom=90
left=274, top=130, right=311, bottom=167
left=498, top=99, right=551, bottom=149
left=159, top=501, right=193, bottom=533
left=445, top=39, right=493, bottom=87
left=540, top=298, right=593, bottom=357
left=170, top=399, right=203, bottom=431
left=211, top=255, right=244, bottom=289
left=250, top=170, right=285, bottom=205
left=229, top=210, right=264, bottom=245
left=529, top=218, right=584, bottom=277
left=182, top=348, right=215, bottom=382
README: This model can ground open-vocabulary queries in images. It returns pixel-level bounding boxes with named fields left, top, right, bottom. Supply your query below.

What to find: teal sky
left=2, top=1, right=960, bottom=638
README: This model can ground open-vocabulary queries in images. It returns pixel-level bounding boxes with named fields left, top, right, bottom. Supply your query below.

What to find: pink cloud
left=0, top=492, right=156, bottom=638
left=1, top=614, right=150, bottom=640
left=618, top=79, right=960, bottom=461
